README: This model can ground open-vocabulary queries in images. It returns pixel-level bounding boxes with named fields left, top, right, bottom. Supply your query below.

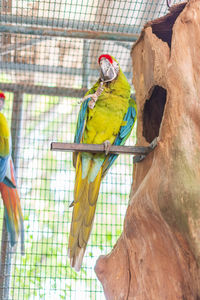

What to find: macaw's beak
left=99, top=58, right=118, bottom=82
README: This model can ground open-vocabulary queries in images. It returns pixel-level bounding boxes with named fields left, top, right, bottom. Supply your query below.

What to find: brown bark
left=95, top=1, right=200, bottom=299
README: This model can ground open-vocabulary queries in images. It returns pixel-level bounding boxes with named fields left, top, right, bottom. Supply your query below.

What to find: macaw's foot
left=103, top=140, right=111, bottom=155
left=88, top=94, right=98, bottom=109
left=88, top=99, right=95, bottom=109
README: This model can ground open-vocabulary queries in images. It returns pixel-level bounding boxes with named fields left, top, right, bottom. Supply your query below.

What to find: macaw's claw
left=69, top=201, right=74, bottom=208
left=166, top=0, right=172, bottom=8
left=88, top=99, right=96, bottom=109
left=133, top=155, right=146, bottom=164
left=103, top=140, right=111, bottom=155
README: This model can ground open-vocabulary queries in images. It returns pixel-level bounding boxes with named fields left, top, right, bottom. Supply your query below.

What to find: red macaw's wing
left=0, top=112, right=16, bottom=187
left=0, top=181, right=24, bottom=253
left=0, top=113, right=24, bottom=253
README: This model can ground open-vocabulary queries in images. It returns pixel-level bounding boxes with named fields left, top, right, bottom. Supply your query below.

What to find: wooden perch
left=95, top=1, right=200, bottom=299
left=50, top=138, right=157, bottom=158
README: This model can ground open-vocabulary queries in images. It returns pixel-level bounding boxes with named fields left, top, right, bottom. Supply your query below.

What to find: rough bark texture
left=95, top=1, right=200, bottom=299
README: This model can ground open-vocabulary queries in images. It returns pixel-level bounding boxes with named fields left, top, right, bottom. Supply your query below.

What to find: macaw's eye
left=100, top=58, right=110, bottom=68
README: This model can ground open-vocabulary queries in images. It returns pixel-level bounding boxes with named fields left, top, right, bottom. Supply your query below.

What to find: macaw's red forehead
left=98, top=54, right=113, bottom=64
left=0, top=92, right=5, bottom=99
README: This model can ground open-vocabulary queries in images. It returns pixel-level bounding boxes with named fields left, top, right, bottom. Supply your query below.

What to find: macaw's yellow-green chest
left=83, top=92, right=129, bottom=145
left=0, top=112, right=10, bottom=157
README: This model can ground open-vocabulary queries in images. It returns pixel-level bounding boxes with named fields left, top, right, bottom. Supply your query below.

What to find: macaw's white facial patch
left=0, top=99, right=5, bottom=111
left=99, top=58, right=119, bottom=83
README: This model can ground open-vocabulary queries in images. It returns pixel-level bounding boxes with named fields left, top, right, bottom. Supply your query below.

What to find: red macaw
left=0, top=91, right=24, bottom=253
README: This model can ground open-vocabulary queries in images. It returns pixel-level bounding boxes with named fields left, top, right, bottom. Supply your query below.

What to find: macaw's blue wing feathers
left=0, top=156, right=9, bottom=182
left=3, top=156, right=17, bottom=188
left=102, top=97, right=137, bottom=178
left=74, top=98, right=91, bottom=144
left=117, top=98, right=137, bottom=143
left=88, top=156, right=104, bottom=183
left=73, top=98, right=91, bottom=168
left=3, top=176, right=16, bottom=188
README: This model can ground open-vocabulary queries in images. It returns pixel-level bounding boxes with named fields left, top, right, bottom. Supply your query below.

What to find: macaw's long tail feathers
left=0, top=182, right=25, bottom=254
left=68, top=155, right=102, bottom=272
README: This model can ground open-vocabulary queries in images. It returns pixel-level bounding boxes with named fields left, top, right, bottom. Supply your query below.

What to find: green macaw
left=68, top=54, right=137, bottom=271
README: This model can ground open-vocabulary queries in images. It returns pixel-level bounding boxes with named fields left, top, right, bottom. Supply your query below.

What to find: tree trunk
left=95, top=1, right=200, bottom=299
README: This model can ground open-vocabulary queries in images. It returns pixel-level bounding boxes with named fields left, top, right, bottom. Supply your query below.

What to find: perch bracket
left=133, top=137, right=158, bottom=163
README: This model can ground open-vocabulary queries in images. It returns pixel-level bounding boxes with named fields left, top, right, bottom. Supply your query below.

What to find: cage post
left=0, top=218, right=11, bottom=300
left=2, top=0, right=12, bottom=63
left=82, top=41, right=90, bottom=89
left=0, top=91, right=24, bottom=300
left=10, top=91, right=24, bottom=170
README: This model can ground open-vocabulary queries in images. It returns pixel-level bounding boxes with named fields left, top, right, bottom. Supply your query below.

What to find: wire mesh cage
left=0, top=0, right=184, bottom=299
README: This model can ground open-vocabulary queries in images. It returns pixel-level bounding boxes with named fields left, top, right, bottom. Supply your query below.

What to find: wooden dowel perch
left=50, top=138, right=158, bottom=159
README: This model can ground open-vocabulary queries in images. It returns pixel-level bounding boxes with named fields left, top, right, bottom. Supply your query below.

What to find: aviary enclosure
left=1, top=0, right=199, bottom=299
